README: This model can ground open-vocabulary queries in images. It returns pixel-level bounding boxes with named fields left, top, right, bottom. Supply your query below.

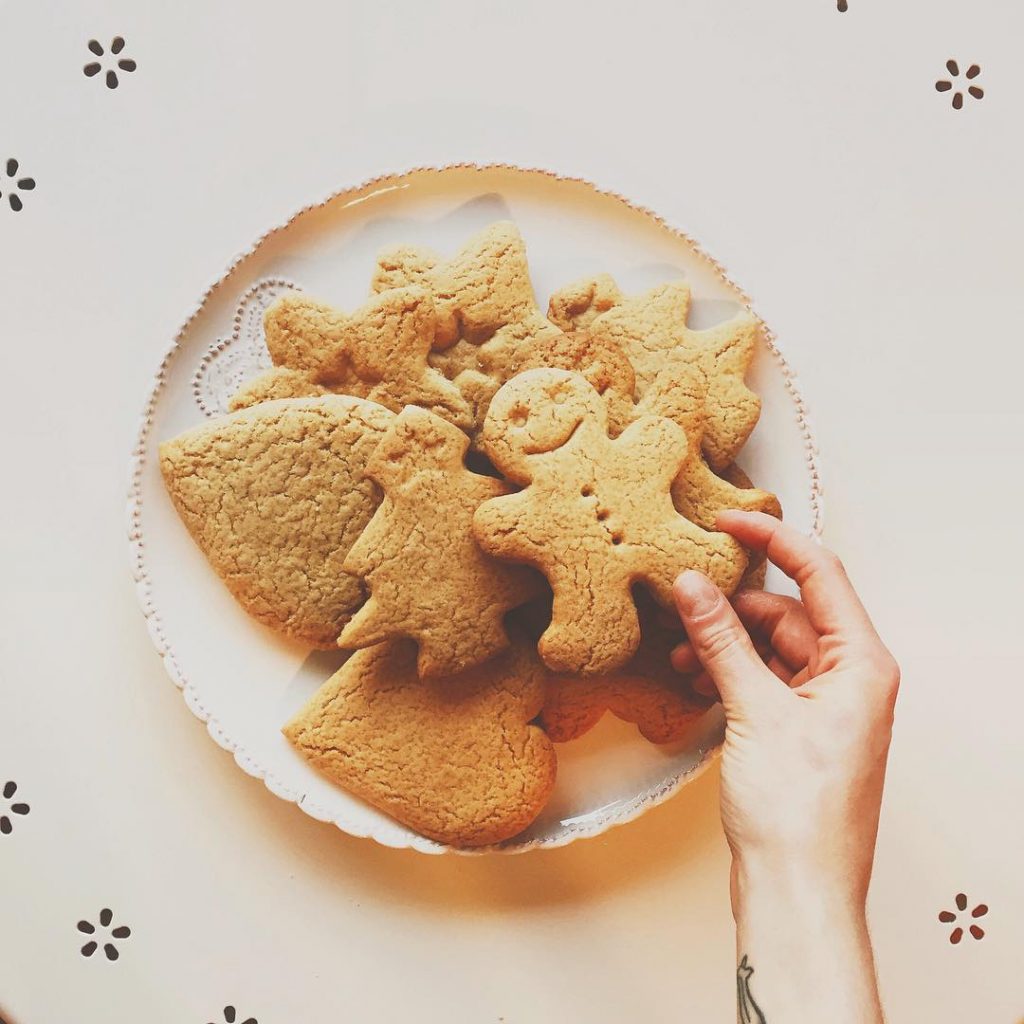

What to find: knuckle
left=695, top=616, right=747, bottom=663
left=876, top=653, right=901, bottom=703
left=821, top=549, right=847, bottom=576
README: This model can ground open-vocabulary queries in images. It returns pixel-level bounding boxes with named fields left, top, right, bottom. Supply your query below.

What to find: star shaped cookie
left=586, top=281, right=762, bottom=470
left=473, top=369, right=748, bottom=675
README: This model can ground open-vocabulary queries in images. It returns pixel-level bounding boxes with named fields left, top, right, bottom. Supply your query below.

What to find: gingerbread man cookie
left=229, top=286, right=473, bottom=430
left=339, top=406, right=539, bottom=677
left=160, top=396, right=394, bottom=648
left=588, top=281, right=761, bottom=470
left=284, top=637, right=557, bottom=847
left=473, top=369, right=748, bottom=675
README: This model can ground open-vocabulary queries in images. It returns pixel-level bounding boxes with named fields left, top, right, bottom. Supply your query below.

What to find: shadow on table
left=251, top=756, right=724, bottom=913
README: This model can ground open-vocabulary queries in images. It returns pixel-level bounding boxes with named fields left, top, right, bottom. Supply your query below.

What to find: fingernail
left=692, top=672, right=717, bottom=698
left=673, top=570, right=719, bottom=617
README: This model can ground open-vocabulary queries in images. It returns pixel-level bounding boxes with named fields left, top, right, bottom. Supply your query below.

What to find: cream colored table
left=1, top=1, right=1021, bottom=1021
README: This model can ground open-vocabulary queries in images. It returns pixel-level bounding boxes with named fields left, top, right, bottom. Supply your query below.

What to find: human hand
left=670, top=510, right=900, bottom=912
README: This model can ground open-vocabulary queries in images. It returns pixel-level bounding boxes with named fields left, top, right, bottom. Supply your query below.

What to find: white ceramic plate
left=129, top=165, right=823, bottom=855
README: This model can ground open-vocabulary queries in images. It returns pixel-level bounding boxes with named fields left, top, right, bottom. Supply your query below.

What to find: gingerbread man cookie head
left=482, top=368, right=608, bottom=481
left=364, top=404, right=468, bottom=493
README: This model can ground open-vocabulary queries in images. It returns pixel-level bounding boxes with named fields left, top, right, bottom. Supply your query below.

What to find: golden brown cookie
left=160, top=396, right=394, bottom=648
left=373, top=223, right=612, bottom=431
left=542, top=612, right=712, bottom=744
left=473, top=369, right=748, bottom=675
left=588, top=282, right=761, bottom=470
left=718, top=463, right=780, bottom=591
left=624, top=346, right=780, bottom=539
left=514, top=316, right=637, bottom=434
left=371, top=221, right=539, bottom=346
left=229, top=366, right=328, bottom=409
left=547, top=274, right=624, bottom=334
left=229, top=287, right=473, bottom=430
left=338, top=406, right=539, bottom=677
left=283, top=638, right=557, bottom=847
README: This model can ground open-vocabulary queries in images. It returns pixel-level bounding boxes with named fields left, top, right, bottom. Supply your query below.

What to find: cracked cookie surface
left=584, top=281, right=761, bottom=470
left=284, top=637, right=556, bottom=847
left=374, top=222, right=619, bottom=432
left=339, top=406, right=539, bottom=677
left=229, top=286, right=472, bottom=430
left=473, top=369, right=748, bottom=675
left=160, top=396, right=394, bottom=647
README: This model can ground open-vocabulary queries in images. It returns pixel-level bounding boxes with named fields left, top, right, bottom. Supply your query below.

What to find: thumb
left=672, top=570, right=773, bottom=710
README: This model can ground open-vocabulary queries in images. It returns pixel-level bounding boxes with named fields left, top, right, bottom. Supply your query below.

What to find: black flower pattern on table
left=83, top=36, right=138, bottom=90
left=1, top=780, right=30, bottom=834
left=77, top=908, right=131, bottom=960
left=209, top=1008, right=257, bottom=1024
left=0, top=159, right=36, bottom=213
left=938, top=892, right=988, bottom=944
left=935, top=60, right=983, bottom=110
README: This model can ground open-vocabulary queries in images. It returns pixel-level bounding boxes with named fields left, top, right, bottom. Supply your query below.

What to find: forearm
left=732, top=857, right=885, bottom=1024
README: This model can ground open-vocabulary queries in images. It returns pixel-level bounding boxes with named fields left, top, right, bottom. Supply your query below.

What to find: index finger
left=714, top=510, right=879, bottom=643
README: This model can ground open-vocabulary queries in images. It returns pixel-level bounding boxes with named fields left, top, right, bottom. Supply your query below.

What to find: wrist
left=732, top=850, right=868, bottom=925
left=732, top=854, right=883, bottom=1024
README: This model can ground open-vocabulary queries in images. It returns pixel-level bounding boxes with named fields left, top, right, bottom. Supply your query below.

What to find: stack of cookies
left=160, top=222, right=780, bottom=847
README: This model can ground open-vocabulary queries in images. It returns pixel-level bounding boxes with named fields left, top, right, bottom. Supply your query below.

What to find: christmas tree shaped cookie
left=339, top=406, right=539, bottom=676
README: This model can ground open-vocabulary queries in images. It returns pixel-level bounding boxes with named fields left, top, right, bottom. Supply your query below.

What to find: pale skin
left=670, top=510, right=899, bottom=1024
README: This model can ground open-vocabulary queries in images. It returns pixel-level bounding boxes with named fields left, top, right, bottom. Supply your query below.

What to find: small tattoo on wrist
left=737, top=955, right=767, bottom=1023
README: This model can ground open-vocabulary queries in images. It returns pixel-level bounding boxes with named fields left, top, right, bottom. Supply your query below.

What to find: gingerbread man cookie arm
left=472, top=490, right=545, bottom=563
left=614, top=415, right=691, bottom=493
